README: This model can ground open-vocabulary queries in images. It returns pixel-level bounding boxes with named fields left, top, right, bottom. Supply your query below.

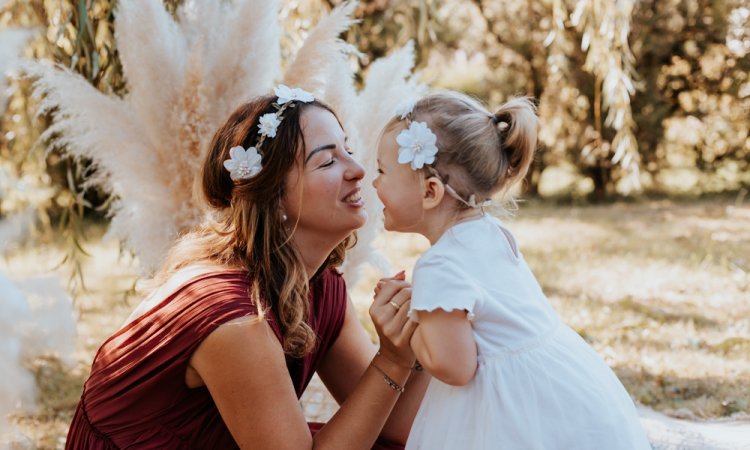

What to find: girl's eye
left=345, top=148, right=354, bottom=156
left=321, top=159, right=335, bottom=168
left=377, top=168, right=384, bottom=174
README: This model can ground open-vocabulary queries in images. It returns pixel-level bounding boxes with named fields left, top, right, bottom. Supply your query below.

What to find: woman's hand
left=369, top=271, right=418, bottom=369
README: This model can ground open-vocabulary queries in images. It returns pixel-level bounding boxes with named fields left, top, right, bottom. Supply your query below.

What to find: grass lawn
left=3, top=198, right=749, bottom=448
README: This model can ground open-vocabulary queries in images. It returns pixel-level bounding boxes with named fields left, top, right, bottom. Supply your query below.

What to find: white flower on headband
left=258, top=113, right=281, bottom=138
left=394, top=99, right=416, bottom=120
left=274, top=84, right=314, bottom=105
left=397, top=121, right=438, bottom=170
left=223, top=146, right=263, bottom=181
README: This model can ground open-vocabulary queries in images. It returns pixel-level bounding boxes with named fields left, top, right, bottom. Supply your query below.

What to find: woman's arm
left=190, top=314, right=413, bottom=450
left=317, top=292, right=430, bottom=444
left=410, top=309, right=477, bottom=386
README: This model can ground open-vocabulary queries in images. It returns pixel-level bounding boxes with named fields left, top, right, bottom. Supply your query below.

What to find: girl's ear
left=422, top=176, right=445, bottom=210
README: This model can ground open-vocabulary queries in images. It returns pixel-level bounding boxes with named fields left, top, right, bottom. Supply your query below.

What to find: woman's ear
left=422, top=176, right=445, bottom=210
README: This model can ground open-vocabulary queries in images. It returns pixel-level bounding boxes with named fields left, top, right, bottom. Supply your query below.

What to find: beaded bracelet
left=371, top=361, right=405, bottom=394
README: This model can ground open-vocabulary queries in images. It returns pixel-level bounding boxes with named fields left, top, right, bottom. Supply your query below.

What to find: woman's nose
left=346, top=158, right=365, bottom=181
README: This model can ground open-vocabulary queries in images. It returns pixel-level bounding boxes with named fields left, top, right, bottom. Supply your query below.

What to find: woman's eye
left=321, top=159, right=335, bottom=168
left=345, top=148, right=354, bottom=156
left=377, top=168, right=384, bottom=174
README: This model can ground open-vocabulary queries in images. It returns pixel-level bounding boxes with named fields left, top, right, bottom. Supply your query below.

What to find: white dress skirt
left=405, top=215, right=651, bottom=450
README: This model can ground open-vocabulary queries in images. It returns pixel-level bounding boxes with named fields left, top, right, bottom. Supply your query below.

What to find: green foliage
left=1, top=0, right=748, bottom=221
left=338, top=0, right=749, bottom=199
left=1, top=0, right=124, bottom=293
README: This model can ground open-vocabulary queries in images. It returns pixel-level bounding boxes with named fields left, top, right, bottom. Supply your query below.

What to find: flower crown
left=223, top=85, right=315, bottom=181
left=392, top=99, right=492, bottom=209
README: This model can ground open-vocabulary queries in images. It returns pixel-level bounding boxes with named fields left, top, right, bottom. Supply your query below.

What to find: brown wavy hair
left=153, top=96, right=354, bottom=357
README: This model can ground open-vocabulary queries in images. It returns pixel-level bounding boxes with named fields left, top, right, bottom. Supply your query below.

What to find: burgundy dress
left=66, top=268, right=403, bottom=449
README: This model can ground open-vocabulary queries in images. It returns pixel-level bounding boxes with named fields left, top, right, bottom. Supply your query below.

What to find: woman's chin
left=338, top=211, right=368, bottom=235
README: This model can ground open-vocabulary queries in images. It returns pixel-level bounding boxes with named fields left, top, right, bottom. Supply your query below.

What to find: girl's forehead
left=377, top=128, right=400, bottom=157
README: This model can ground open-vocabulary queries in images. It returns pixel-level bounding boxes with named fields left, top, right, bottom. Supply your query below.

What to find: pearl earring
left=281, top=212, right=288, bottom=222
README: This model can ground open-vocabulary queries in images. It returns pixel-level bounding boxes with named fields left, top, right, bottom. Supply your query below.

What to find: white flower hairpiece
left=274, top=84, right=315, bottom=105
left=396, top=121, right=439, bottom=170
left=223, top=146, right=263, bottom=181
left=394, top=99, right=492, bottom=210
left=224, top=85, right=314, bottom=181
left=258, top=113, right=281, bottom=138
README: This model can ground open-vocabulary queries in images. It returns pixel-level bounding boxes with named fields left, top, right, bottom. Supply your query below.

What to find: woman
left=66, top=86, right=429, bottom=449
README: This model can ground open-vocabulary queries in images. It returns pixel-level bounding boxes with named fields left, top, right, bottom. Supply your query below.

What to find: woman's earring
left=281, top=212, right=288, bottom=222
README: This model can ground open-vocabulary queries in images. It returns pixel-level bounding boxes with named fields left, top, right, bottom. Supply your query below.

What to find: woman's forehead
left=301, top=107, right=344, bottom=144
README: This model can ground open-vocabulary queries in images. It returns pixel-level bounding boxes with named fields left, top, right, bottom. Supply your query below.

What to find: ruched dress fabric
left=406, top=215, right=651, bottom=450
left=66, top=268, right=402, bottom=450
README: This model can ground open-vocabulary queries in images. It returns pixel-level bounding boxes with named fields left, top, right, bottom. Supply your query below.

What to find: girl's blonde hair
left=391, top=91, right=538, bottom=209
left=151, top=97, right=353, bottom=358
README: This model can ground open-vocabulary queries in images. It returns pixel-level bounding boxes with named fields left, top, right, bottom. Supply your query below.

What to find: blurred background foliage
left=1, top=0, right=748, bottom=229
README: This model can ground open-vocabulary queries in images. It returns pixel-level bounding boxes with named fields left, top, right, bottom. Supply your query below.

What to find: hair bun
left=493, top=111, right=512, bottom=131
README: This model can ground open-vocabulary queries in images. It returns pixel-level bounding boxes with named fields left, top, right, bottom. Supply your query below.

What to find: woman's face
left=283, top=106, right=367, bottom=243
left=372, top=125, right=425, bottom=232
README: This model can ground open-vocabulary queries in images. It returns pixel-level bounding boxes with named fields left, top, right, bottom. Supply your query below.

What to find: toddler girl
left=373, top=92, right=650, bottom=449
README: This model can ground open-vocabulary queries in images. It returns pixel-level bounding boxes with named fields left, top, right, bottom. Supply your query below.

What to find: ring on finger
left=389, top=301, right=401, bottom=310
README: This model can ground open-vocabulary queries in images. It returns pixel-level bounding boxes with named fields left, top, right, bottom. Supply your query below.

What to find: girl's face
left=373, top=125, right=426, bottom=233
left=283, top=107, right=367, bottom=242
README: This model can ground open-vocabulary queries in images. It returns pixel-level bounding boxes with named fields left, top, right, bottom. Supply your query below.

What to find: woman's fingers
left=369, top=272, right=417, bottom=366
left=378, top=301, right=418, bottom=367
left=390, top=300, right=413, bottom=336
left=381, top=296, right=413, bottom=342
left=389, top=288, right=411, bottom=313
left=372, top=280, right=410, bottom=308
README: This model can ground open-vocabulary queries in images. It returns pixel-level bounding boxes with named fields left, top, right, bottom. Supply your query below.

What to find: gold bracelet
left=376, top=350, right=422, bottom=372
left=375, top=350, right=413, bottom=369
left=371, top=360, right=405, bottom=394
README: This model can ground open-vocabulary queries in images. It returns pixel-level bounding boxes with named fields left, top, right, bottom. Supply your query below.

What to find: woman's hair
left=389, top=91, right=538, bottom=209
left=153, top=96, right=353, bottom=357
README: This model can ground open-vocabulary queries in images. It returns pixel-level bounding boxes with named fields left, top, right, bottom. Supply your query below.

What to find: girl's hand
left=369, top=271, right=417, bottom=368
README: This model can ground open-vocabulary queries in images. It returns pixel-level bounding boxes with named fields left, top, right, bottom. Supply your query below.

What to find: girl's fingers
left=373, top=270, right=406, bottom=298
left=376, top=270, right=406, bottom=286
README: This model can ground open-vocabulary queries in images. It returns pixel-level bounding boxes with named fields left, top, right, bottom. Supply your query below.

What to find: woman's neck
left=289, top=230, right=342, bottom=280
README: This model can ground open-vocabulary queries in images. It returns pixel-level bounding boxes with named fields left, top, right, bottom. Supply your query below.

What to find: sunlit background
left=1, top=0, right=748, bottom=447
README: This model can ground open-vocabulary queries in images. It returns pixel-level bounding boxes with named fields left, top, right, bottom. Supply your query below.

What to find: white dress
left=406, top=215, right=651, bottom=450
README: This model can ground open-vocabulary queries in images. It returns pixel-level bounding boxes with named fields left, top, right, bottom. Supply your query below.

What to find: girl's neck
left=421, top=207, right=484, bottom=245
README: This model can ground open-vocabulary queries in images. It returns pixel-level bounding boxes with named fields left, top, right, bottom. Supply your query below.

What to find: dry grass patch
left=3, top=199, right=748, bottom=447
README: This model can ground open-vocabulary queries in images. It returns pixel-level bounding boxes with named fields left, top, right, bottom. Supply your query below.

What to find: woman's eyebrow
left=305, top=144, right=336, bottom=164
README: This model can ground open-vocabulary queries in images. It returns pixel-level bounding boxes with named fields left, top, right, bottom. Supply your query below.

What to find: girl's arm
left=410, top=309, right=477, bottom=386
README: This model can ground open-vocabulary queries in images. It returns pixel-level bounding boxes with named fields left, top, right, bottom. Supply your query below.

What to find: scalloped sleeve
left=408, top=253, right=483, bottom=322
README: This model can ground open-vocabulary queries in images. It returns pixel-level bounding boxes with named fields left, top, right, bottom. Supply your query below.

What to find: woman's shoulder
left=151, top=264, right=251, bottom=301
left=126, top=265, right=256, bottom=329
